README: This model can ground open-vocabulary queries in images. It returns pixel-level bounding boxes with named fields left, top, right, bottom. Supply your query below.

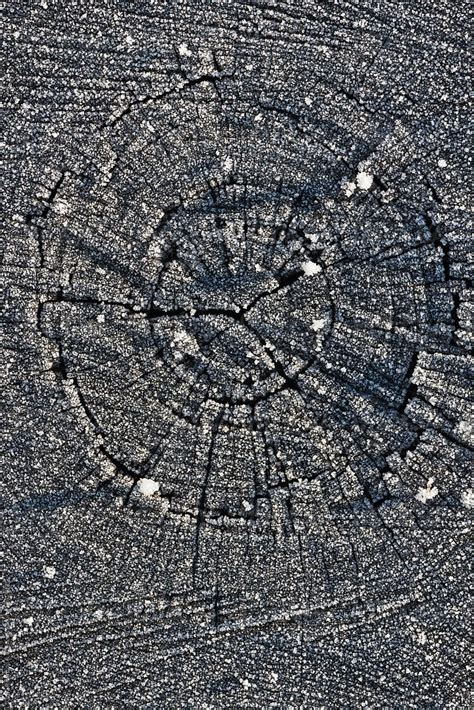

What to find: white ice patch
left=96, top=314, right=105, bottom=323
left=304, top=96, right=313, bottom=106
left=415, top=477, right=438, bottom=504
left=137, top=478, right=160, bottom=497
left=438, top=158, right=447, bottom=168
left=301, top=260, right=321, bottom=276
left=43, top=565, right=56, bottom=579
left=23, top=617, right=34, bottom=627
left=356, top=171, right=373, bottom=190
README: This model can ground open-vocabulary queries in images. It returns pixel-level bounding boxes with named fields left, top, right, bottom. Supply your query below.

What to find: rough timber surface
left=2, top=1, right=472, bottom=707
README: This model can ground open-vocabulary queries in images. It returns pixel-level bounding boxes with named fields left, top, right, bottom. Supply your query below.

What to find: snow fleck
left=416, top=477, right=438, bottom=504
left=137, top=478, right=160, bottom=497
left=93, top=609, right=104, bottom=620
left=304, top=96, right=313, bottom=106
left=342, top=180, right=356, bottom=197
left=438, top=158, right=447, bottom=168
left=242, top=500, right=253, bottom=512
left=356, top=171, right=373, bottom=190
left=461, top=489, right=474, bottom=509
left=301, top=260, right=322, bottom=276
left=43, top=565, right=56, bottom=579
left=53, top=199, right=68, bottom=216
left=311, top=318, right=326, bottom=332
left=241, top=679, right=251, bottom=690
left=456, top=419, right=472, bottom=443
left=23, top=617, right=34, bottom=627
left=172, top=328, right=199, bottom=354
left=96, top=314, right=105, bottom=323
left=178, top=43, right=192, bottom=57
left=223, top=156, right=233, bottom=173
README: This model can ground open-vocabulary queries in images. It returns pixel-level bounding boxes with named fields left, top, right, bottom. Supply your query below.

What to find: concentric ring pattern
left=39, top=79, right=467, bottom=519
left=4, top=2, right=472, bottom=706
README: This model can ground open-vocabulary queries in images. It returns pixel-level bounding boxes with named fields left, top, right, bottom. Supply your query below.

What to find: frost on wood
left=3, top=0, right=472, bottom=707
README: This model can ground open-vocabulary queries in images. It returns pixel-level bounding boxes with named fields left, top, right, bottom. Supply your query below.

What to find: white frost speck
left=461, top=489, right=474, bottom=508
left=223, top=156, right=233, bottom=173
left=356, top=171, right=373, bottom=190
left=24, top=617, right=34, bottom=627
left=43, top=565, right=56, bottom=579
left=416, top=477, right=438, bottom=504
left=242, top=500, right=253, bottom=512
left=178, top=43, right=192, bottom=57
left=343, top=180, right=356, bottom=197
left=172, top=328, right=199, bottom=354
left=456, top=419, right=472, bottom=443
left=311, top=318, right=326, bottom=332
left=137, top=478, right=160, bottom=497
left=53, top=199, right=69, bottom=216
left=438, top=158, right=447, bottom=168
left=96, top=314, right=105, bottom=323
left=304, top=96, right=313, bottom=106
left=302, top=260, right=322, bottom=276
left=93, top=609, right=104, bottom=620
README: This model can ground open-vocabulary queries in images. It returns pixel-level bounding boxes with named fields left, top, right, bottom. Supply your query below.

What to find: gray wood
left=3, top=1, right=472, bottom=707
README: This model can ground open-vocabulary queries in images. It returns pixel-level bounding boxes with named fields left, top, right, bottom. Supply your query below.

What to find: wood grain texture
left=3, top=1, right=472, bottom=707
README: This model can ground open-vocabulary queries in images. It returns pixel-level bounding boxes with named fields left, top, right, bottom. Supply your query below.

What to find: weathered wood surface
left=3, top=1, right=472, bottom=706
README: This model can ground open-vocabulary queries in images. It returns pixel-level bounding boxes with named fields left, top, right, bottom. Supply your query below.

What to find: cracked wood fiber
left=2, top=1, right=472, bottom=707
